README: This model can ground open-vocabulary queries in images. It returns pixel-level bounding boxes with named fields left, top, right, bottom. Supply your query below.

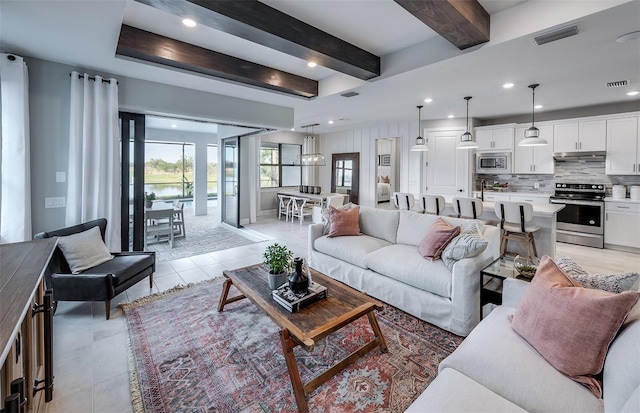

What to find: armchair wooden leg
left=105, top=300, right=111, bottom=320
left=149, top=273, right=154, bottom=289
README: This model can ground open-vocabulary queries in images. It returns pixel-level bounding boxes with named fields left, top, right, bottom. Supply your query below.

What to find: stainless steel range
left=550, top=183, right=605, bottom=248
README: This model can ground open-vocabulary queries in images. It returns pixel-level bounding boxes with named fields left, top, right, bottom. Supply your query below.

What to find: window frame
left=259, top=143, right=302, bottom=188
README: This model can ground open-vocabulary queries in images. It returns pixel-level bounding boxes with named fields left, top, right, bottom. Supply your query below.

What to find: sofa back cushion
left=603, top=319, right=640, bottom=412
left=358, top=206, right=400, bottom=244
left=396, top=210, right=482, bottom=247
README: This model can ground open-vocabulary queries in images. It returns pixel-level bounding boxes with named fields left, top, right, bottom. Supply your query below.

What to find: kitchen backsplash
left=475, top=159, right=640, bottom=196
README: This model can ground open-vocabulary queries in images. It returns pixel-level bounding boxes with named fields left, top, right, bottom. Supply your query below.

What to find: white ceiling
left=1, top=0, right=638, bottom=133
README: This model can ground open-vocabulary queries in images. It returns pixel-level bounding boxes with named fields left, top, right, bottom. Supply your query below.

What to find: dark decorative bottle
left=289, top=257, right=309, bottom=294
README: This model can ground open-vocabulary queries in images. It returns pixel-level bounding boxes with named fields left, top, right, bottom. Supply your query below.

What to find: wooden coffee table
left=218, top=264, right=388, bottom=413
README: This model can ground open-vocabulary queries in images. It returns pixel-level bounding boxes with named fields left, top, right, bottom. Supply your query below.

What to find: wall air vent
left=340, top=91, right=359, bottom=98
left=534, top=25, right=579, bottom=45
left=607, top=80, right=628, bottom=88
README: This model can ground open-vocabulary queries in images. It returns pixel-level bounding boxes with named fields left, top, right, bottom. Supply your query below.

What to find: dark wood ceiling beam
left=134, top=0, right=380, bottom=80
left=116, top=25, right=318, bottom=98
left=394, top=0, right=490, bottom=49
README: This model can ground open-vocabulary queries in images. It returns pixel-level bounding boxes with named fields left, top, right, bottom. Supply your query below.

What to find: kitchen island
left=437, top=196, right=564, bottom=258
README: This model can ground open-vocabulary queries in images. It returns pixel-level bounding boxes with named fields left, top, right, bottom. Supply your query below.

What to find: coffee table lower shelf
left=217, top=265, right=388, bottom=413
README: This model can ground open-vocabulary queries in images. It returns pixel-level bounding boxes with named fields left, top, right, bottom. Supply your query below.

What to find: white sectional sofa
left=308, top=206, right=500, bottom=336
left=407, top=278, right=640, bottom=413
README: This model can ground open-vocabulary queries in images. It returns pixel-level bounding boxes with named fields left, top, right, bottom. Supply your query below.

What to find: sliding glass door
left=119, top=112, right=145, bottom=251
left=221, top=137, right=240, bottom=227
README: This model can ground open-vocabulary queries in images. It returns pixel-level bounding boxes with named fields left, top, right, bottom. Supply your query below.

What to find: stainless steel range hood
left=553, top=151, right=606, bottom=161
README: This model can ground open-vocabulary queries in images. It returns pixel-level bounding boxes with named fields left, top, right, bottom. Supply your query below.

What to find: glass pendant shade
left=519, top=84, right=548, bottom=147
left=296, top=125, right=327, bottom=165
left=411, top=105, right=428, bottom=152
left=457, top=96, right=477, bottom=149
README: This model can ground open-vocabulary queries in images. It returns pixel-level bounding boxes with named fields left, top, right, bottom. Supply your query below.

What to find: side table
left=480, top=257, right=532, bottom=319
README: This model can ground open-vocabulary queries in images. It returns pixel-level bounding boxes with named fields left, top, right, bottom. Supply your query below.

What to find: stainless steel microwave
left=476, top=152, right=511, bottom=173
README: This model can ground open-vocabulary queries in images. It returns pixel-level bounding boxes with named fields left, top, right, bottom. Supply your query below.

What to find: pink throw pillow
left=511, top=256, right=639, bottom=398
left=328, top=205, right=361, bottom=237
left=418, top=218, right=460, bottom=261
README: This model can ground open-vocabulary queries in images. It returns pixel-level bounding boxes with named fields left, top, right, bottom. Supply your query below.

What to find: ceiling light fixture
left=328, top=120, right=334, bottom=124
left=171, top=124, right=177, bottom=128
left=296, top=124, right=326, bottom=166
left=448, top=114, right=454, bottom=119
left=534, top=104, right=543, bottom=109
left=520, top=84, right=548, bottom=147
left=458, top=96, right=478, bottom=149
left=424, top=98, right=433, bottom=103
left=307, top=62, right=317, bottom=68
left=503, top=83, right=514, bottom=89
left=616, top=31, right=640, bottom=43
left=182, top=18, right=197, bottom=27
left=627, top=91, right=639, bottom=96
left=410, top=105, right=428, bottom=152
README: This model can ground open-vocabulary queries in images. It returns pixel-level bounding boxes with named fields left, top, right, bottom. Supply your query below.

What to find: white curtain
left=66, top=71, right=121, bottom=251
left=0, top=53, right=32, bottom=243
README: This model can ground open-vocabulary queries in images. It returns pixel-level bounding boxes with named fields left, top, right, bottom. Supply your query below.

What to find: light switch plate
left=56, top=171, right=66, bottom=183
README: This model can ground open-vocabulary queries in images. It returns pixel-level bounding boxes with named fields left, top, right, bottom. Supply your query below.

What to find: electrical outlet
left=45, top=197, right=66, bottom=208
left=533, top=182, right=540, bottom=189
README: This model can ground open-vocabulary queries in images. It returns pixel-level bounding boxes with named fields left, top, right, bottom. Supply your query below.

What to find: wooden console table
left=1, top=239, right=57, bottom=412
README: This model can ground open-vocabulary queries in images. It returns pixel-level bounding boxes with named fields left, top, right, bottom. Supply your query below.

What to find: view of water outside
left=144, top=142, right=218, bottom=201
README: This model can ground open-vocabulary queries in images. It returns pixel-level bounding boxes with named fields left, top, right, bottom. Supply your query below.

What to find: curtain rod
left=69, top=72, right=118, bottom=84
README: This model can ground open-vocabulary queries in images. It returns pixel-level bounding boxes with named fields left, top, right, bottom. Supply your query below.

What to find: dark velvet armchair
left=34, top=218, right=155, bottom=319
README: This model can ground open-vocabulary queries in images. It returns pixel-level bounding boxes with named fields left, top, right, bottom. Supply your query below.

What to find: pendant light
left=519, top=84, right=548, bottom=146
left=410, top=105, right=428, bottom=152
left=296, top=124, right=326, bottom=166
left=457, top=96, right=478, bottom=149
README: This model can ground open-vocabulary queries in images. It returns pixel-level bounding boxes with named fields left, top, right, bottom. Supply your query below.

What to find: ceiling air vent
left=607, top=80, right=628, bottom=88
left=534, top=25, right=579, bottom=45
left=340, top=91, right=359, bottom=98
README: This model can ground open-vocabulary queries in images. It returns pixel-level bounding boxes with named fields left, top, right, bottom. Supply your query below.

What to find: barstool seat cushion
left=501, top=223, right=540, bottom=233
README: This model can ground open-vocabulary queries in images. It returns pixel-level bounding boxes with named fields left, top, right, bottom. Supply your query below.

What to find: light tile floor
left=45, top=217, right=640, bottom=413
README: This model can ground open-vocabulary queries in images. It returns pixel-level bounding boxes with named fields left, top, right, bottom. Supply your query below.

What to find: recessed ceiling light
left=617, top=31, right=640, bottom=43
left=307, top=62, right=317, bottom=68
left=534, top=104, right=543, bottom=109
left=424, top=98, right=433, bottom=103
left=328, top=120, right=334, bottom=124
left=182, top=18, right=197, bottom=27
left=448, top=114, right=454, bottom=119
left=503, top=83, right=514, bottom=89
left=171, top=124, right=177, bottom=128
left=627, top=91, right=639, bottom=96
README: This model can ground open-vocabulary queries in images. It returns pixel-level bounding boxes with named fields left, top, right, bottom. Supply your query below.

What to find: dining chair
left=419, top=194, right=445, bottom=215
left=290, top=197, right=314, bottom=225
left=494, top=201, right=539, bottom=258
left=278, top=194, right=293, bottom=221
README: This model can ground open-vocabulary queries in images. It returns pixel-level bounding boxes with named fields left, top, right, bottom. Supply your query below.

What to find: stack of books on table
left=272, top=282, right=328, bottom=313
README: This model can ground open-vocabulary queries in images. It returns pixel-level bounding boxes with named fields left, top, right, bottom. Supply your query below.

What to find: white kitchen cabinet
left=554, top=120, right=606, bottom=152
left=481, top=193, right=511, bottom=202
left=514, top=125, right=554, bottom=174
left=605, top=201, right=640, bottom=248
left=509, top=194, right=551, bottom=205
left=606, top=117, right=639, bottom=175
left=475, top=126, right=514, bottom=151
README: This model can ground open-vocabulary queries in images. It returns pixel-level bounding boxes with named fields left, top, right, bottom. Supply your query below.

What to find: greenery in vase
left=263, top=243, right=293, bottom=274
left=145, top=192, right=156, bottom=201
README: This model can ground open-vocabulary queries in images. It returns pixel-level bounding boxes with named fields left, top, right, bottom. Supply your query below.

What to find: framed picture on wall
left=378, top=154, right=391, bottom=166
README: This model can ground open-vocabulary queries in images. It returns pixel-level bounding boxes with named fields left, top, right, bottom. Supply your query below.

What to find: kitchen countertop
left=604, top=197, right=640, bottom=204
left=442, top=195, right=564, bottom=217
left=472, top=191, right=552, bottom=197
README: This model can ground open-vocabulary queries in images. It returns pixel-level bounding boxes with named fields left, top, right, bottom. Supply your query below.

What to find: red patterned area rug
left=122, top=278, right=463, bottom=413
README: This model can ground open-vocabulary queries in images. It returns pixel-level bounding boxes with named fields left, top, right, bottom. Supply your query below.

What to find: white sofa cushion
left=365, top=244, right=452, bottom=298
left=406, top=368, right=527, bottom=413
left=439, top=306, right=604, bottom=413
left=358, top=206, right=400, bottom=244
left=603, top=319, right=640, bottom=412
left=314, top=234, right=391, bottom=269
left=396, top=210, right=484, bottom=247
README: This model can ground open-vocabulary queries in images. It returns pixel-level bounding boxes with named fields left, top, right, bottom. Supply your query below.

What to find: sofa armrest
left=51, top=273, right=114, bottom=301
left=502, top=278, right=530, bottom=308
left=308, top=223, right=323, bottom=254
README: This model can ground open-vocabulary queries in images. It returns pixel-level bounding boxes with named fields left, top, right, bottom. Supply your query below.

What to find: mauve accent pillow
left=417, top=217, right=460, bottom=262
left=511, top=256, right=639, bottom=398
left=328, top=205, right=361, bottom=237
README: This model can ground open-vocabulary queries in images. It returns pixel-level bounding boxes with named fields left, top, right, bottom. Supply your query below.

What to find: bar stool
left=277, top=194, right=292, bottom=221
left=392, top=192, right=415, bottom=210
left=452, top=197, right=484, bottom=219
left=419, top=194, right=445, bottom=215
left=494, top=201, right=540, bottom=258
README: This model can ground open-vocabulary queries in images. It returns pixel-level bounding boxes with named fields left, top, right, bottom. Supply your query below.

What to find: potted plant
left=263, top=243, right=293, bottom=289
left=145, top=192, right=156, bottom=208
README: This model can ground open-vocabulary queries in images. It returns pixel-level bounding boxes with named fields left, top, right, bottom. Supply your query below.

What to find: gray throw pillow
left=57, top=226, right=114, bottom=274
left=321, top=202, right=355, bottom=235
left=556, top=257, right=640, bottom=294
left=441, top=222, right=488, bottom=271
